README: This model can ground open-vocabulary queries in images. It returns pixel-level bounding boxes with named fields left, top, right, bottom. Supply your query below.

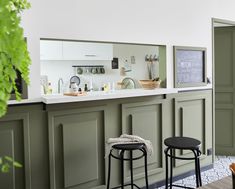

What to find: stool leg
left=164, top=148, right=169, bottom=189
left=192, top=150, right=199, bottom=188
left=130, top=150, right=134, bottom=189
left=107, top=153, right=111, bottom=189
left=120, top=150, right=125, bottom=189
left=169, top=149, right=173, bottom=189
left=144, top=149, right=149, bottom=189
left=197, top=150, right=202, bottom=186
left=195, top=156, right=200, bottom=187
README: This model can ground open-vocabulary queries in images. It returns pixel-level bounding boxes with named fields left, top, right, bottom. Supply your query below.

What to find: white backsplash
left=40, top=44, right=159, bottom=94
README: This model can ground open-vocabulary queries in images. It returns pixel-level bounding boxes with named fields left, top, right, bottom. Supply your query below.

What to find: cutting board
left=63, top=92, right=87, bottom=96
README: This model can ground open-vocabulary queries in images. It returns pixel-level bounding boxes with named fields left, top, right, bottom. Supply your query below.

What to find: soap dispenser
left=84, top=84, right=88, bottom=92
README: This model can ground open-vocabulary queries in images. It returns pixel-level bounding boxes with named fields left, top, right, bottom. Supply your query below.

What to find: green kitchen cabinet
left=0, top=113, right=30, bottom=189
left=0, top=89, right=213, bottom=189
left=0, top=104, right=49, bottom=189
left=168, top=90, right=213, bottom=175
left=118, top=90, right=213, bottom=185
left=48, top=106, right=106, bottom=189
left=121, top=99, right=166, bottom=185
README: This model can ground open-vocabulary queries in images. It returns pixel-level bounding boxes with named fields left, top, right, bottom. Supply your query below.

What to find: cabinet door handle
left=85, top=55, right=97, bottom=57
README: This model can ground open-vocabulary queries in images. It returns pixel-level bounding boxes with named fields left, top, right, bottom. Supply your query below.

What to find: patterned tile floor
left=157, top=156, right=235, bottom=189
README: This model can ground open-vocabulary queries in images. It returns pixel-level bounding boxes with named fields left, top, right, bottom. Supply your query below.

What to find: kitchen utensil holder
left=72, top=65, right=104, bottom=68
left=145, top=54, right=158, bottom=62
left=73, top=65, right=105, bottom=75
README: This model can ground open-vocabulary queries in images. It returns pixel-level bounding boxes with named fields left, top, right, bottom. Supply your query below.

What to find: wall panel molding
left=122, top=100, right=165, bottom=181
left=48, top=106, right=106, bottom=189
left=0, top=113, right=32, bottom=189
left=173, top=94, right=210, bottom=167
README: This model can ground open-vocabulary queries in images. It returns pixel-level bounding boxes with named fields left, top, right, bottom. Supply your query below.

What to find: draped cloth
left=105, top=134, right=153, bottom=158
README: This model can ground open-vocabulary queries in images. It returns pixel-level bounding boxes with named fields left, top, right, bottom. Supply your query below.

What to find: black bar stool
left=106, top=143, right=149, bottom=189
left=164, top=137, right=202, bottom=189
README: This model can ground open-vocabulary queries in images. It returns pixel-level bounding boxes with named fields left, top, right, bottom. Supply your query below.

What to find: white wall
left=22, top=0, right=235, bottom=98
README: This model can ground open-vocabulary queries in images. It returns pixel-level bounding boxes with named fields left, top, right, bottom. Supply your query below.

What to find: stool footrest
left=168, top=184, right=195, bottom=189
left=110, top=183, right=141, bottom=189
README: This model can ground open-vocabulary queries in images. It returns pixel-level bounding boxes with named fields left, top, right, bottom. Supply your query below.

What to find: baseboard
left=142, top=164, right=213, bottom=189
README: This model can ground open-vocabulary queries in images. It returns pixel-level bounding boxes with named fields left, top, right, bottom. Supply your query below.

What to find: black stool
left=164, top=137, right=202, bottom=189
left=106, top=143, right=149, bottom=189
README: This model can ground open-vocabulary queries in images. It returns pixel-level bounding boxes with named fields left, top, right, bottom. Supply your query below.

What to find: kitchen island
left=1, top=88, right=213, bottom=189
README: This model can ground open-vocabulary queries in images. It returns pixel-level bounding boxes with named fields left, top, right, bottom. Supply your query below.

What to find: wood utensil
left=64, top=92, right=87, bottom=96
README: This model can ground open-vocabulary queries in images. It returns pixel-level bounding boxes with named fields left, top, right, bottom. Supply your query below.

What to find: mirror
left=40, top=39, right=166, bottom=94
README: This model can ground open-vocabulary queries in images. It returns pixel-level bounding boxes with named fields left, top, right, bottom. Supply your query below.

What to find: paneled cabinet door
left=0, top=113, right=31, bottom=189
left=62, top=41, right=113, bottom=60
left=121, top=100, right=165, bottom=182
left=40, top=40, right=63, bottom=60
left=173, top=91, right=213, bottom=167
left=48, top=107, right=105, bottom=189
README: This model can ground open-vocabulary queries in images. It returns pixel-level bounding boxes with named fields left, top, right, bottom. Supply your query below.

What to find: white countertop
left=7, top=86, right=213, bottom=105
left=41, top=88, right=178, bottom=104
left=7, top=98, right=42, bottom=105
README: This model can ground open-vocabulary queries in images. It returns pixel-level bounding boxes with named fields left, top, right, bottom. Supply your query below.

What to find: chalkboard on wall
left=174, top=46, right=207, bottom=88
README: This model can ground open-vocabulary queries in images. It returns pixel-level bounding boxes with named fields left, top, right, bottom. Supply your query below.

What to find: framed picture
left=10, top=70, right=28, bottom=100
left=112, top=57, right=119, bottom=69
left=174, top=46, right=207, bottom=88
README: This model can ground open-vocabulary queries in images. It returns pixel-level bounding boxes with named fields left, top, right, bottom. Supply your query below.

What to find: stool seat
left=164, top=136, right=202, bottom=189
left=164, top=137, right=201, bottom=150
left=112, top=143, right=145, bottom=151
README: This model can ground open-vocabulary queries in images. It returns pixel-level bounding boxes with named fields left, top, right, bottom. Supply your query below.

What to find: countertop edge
left=7, top=86, right=213, bottom=105
left=8, top=98, right=43, bottom=105
left=41, top=88, right=178, bottom=104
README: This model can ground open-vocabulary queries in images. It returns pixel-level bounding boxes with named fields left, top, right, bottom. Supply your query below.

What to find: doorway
left=213, top=18, right=235, bottom=155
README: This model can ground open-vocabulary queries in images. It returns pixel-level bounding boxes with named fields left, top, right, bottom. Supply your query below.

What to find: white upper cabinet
left=62, top=41, right=113, bottom=60
left=40, top=40, right=63, bottom=60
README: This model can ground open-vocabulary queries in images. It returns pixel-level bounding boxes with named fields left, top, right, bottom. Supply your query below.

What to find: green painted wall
left=0, top=90, right=213, bottom=189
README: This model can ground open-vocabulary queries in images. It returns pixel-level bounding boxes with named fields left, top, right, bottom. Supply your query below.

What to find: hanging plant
left=0, top=0, right=31, bottom=117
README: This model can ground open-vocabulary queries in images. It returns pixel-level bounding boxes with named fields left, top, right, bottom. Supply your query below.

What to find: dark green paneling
left=165, top=90, right=212, bottom=177
left=28, top=108, right=49, bottom=189
left=122, top=100, right=164, bottom=182
left=48, top=107, right=105, bottom=189
left=215, top=26, right=235, bottom=155
left=0, top=104, right=49, bottom=189
left=0, top=90, right=212, bottom=189
left=173, top=93, right=212, bottom=167
left=63, top=120, right=99, bottom=187
left=0, top=113, right=31, bottom=189
left=0, top=130, right=14, bottom=189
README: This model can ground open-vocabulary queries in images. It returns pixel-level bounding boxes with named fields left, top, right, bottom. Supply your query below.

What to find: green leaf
left=0, top=0, right=31, bottom=117
left=4, top=156, right=22, bottom=168
left=4, top=156, right=13, bottom=162
left=13, top=161, right=22, bottom=168
left=1, top=163, right=10, bottom=173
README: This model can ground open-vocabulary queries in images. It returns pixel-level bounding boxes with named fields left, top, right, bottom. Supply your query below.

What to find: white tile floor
left=157, top=156, right=235, bottom=189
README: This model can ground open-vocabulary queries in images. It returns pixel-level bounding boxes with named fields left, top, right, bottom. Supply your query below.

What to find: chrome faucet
left=58, top=78, right=64, bottom=94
